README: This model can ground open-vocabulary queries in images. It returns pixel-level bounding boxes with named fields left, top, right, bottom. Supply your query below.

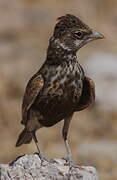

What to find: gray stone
left=0, top=154, right=99, bottom=180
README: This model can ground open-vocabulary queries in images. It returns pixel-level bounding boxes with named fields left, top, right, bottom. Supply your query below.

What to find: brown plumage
left=16, top=14, right=104, bottom=163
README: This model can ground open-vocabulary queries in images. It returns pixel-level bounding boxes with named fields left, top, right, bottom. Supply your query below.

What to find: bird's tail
left=15, top=128, right=32, bottom=147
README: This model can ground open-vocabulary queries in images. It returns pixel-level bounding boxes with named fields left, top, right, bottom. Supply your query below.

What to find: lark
left=16, top=14, right=104, bottom=165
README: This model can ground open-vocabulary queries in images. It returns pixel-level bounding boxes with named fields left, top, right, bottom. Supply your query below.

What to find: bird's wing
left=21, top=74, right=44, bottom=125
left=76, top=76, right=95, bottom=111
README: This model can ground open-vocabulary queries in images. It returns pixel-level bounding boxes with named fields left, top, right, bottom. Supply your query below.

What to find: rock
left=0, top=154, right=99, bottom=180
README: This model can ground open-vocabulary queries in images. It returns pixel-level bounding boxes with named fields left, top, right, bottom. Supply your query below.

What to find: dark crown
left=53, top=14, right=89, bottom=37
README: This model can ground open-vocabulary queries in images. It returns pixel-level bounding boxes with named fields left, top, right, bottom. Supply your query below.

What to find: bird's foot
left=35, top=152, right=56, bottom=165
left=63, top=155, right=76, bottom=180
left=63, top=155, right=74, bottom=165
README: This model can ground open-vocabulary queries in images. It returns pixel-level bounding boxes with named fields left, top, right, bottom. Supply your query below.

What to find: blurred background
left=0, top=0, right=117, bottom=179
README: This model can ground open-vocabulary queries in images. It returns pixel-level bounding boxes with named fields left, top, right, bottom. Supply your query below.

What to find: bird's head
left=50, top=14, right=104, bottom=52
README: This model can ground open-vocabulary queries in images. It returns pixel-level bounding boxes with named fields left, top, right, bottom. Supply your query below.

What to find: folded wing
left=76, top=76, right=95, bottom=111
left=21, top=74, right=44, bottom=125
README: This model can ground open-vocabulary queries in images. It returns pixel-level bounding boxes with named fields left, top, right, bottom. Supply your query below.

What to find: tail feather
left=16, top=128, right=32, bottom=147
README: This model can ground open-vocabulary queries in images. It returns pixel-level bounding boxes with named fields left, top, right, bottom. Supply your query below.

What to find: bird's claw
left=63, top=155, right=74, bottom=165
left=63, top=155, right=76, bottom=180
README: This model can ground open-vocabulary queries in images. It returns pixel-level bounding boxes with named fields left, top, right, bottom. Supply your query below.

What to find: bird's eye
left=74, top=31, right=83, bottom=39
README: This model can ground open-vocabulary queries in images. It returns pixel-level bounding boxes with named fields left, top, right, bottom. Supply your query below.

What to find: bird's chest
left=34, top=62, right=84, bottom=126
left=42, top=62, right=83, bottom=103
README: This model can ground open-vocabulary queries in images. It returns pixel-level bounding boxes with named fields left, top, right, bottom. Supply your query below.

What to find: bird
left=16, top=14, right=104, bottom=164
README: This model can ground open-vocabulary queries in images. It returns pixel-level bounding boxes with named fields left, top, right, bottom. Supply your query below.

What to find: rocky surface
left=0, top=154, right=99, bottom=180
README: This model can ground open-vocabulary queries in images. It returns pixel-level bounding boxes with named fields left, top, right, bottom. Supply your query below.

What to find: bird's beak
left=75, top=29, right=105, bottom=50
left=90, top=29, right=105, bottom=40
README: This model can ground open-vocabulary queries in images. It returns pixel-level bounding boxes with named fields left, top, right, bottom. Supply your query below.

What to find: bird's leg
left=62, top=114, right=74, bottom=165
left=32, top=131, right=56, bottom=164
left=32, top=131, right=44, bottom=163
left=64, top=139, right=72, bottom=163
left=62, top=114, right=75, bottom=179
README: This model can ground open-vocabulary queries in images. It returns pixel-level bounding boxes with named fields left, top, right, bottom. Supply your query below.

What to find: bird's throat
left=46, top=39, right=76, bottom=65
